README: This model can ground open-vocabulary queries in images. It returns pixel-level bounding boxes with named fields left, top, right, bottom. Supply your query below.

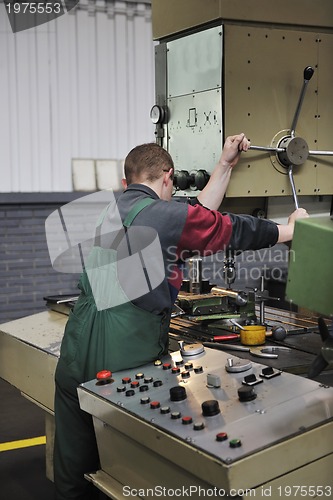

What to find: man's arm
left=197, top=133, right=250, bottom=210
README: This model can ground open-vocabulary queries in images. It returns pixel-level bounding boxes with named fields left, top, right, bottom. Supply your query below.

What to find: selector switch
left=243, top=374, right=264, bottom=386
left=260, top=367, right=282, bottom=379
left=170, top=386, right=187, bottom=402
left=207, top=373, right=221, bottom=388
left=202, top=400, right=221, bottom=417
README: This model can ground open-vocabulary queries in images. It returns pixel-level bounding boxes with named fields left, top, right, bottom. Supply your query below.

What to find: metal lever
left=288, top=165, right=299, bottom=209
left=290, top=66, right=314, bottom=138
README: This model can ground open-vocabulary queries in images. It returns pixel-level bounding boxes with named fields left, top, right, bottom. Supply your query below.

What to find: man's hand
left=288, top=208, right=309, bottom=225
left=278, top=208, right=309, bottom=243
left=219, top=133, right=251, bottom=169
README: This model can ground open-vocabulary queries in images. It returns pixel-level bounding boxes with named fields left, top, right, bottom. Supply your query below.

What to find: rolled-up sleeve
left=227, top=213, right=279, bottom=251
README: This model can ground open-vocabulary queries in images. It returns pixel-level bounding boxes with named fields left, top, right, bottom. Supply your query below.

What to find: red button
left=216, top=432, right=228, bottom=442
left=122, top=377, right=131, bottom=384
left=96, top=370, right=112, bottom=380
left=150, top=401, right=160, bottom=409
left=131, top=381, right=140, bottom=388
left=182, top=416, right=193, bottom=425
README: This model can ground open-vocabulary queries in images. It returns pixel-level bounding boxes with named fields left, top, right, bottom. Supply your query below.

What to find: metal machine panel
left=166, top=27, right=223, bottom=193
left=167, top=26, right=222, bottom=98
left=224, top=25, right=332, bottom=198
left=79, top=346, right=333, bottom=495
left=168, top=90, right=222, bottom=186
left=0, top=311, right=65, bottom=412
left=152, top=0, right=333, bottom=40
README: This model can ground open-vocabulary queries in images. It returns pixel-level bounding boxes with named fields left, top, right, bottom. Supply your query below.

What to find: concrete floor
left=0, top=378, right=55, bottom=499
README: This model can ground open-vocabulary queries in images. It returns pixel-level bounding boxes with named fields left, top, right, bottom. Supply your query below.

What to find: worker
left=54, top=133, right=309, bottom=499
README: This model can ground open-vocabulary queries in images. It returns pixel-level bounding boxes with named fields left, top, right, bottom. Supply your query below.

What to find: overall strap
left=123, top=197, right=155, bottom=228
left=94, top=197, right=155, bottom=248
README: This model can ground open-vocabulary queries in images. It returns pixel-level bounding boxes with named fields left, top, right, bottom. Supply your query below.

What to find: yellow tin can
left=240, top=325, right=266, bottom=346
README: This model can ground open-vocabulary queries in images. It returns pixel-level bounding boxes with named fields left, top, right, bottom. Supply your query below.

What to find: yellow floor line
left=0, top=435, right=46, bottom=452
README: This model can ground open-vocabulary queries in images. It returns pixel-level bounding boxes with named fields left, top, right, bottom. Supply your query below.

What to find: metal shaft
left=288, top=165, right=299, bottom=209
left=249, top=145, right=285, bottom=153
left=290, top=66, right=314, bottom=138
left=308, top=150, right=333, bottom=157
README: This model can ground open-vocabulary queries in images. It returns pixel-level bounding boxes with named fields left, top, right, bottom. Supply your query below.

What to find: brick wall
left=0, top=194, right=88, bottom=324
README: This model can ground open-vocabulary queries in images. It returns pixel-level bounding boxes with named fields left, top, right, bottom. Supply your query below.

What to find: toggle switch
left=242, top=374, right=264, bottom=386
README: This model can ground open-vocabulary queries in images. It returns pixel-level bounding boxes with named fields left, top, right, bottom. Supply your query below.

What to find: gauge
left=150, top=104, right=165, bottom=124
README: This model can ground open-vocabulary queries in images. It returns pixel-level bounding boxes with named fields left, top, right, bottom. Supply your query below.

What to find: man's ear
left=121, top=178, right=128, bottom=189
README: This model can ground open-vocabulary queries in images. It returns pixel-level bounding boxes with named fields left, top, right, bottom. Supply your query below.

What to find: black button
left=153, top=379, right=163, bottom=387
left=170, top=386, right=187, bottom=402
left=202, top=400, right=221, bottom=417
left=238, top=386, right=257, bottom=402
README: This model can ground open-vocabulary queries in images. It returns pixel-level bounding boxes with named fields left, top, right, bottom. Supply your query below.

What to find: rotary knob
left=170, top=386, right=187, bottom=402
left=201, top=400, right=221, bottom=417
left=194, top=170, right=210, bottom=190
left=174, top=170, right=195, bottom=190
left=238, top=386, right=257, bottom=402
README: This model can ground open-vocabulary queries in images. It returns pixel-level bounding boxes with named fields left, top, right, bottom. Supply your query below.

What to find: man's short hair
left=124, top=143, right=174, bottom=185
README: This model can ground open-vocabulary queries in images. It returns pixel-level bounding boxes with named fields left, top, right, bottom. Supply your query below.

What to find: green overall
left=54, top=198, right=170, bottom=500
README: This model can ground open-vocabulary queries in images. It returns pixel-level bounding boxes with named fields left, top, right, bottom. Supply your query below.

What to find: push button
left=216, top=432, right=228, bottom=442
left=96, top=370, right=112, bottom=385
left=202, top=400, right=221, bottom=417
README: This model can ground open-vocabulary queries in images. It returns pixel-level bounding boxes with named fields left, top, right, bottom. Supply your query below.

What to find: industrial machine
left=1, top=1, right=333, bottom=498
left=75, top=2, right=333, bottom=498
left=151, top=0, right=333, bottom=209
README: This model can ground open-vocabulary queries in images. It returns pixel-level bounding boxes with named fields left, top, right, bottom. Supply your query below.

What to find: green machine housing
left=286, top=216, right=333, bottom=317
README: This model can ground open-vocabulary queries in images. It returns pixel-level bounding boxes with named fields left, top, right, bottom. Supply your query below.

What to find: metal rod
left=259, top=276, right=265, bottom=325
left=288, top=165, right=299, bottom=209
left=308, top=150, right=333, bottom=157
left=249, top=145, right=285, bottom=153
left=290, top=66, right=314, bottom=138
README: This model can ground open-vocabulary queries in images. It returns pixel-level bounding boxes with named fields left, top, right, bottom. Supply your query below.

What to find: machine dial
left=150, top=104, right=165, bottom=124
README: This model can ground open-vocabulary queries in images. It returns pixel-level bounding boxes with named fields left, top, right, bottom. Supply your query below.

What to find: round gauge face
left=150, top=105, right=164, bottom=124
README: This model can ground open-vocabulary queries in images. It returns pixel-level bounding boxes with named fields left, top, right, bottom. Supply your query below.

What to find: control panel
left=80, top=344, right=333, bottom=465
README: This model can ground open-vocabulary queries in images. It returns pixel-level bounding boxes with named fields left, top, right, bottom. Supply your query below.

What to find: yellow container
left=240, top=325, right=266, bottom=346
